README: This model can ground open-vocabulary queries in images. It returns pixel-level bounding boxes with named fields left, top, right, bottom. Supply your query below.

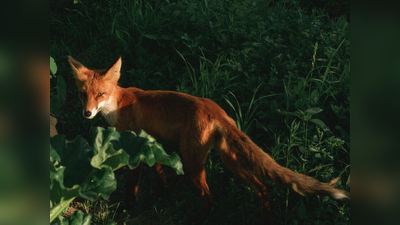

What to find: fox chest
left=100, top=103, right=118, bottom=126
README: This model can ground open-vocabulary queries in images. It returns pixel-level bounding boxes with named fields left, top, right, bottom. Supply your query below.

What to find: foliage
left=52, top=210, right=92, bottom=225
left=50, top=57, right=66, bottom=115
left=50, top=127, right=183, bottom=223
left=51, top=0, right=350, bottom=224
left=50, top=56, right=57, bottom=78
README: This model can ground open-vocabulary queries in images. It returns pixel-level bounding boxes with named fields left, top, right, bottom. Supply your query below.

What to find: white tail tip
left=332, top=191, right=349, bottom=200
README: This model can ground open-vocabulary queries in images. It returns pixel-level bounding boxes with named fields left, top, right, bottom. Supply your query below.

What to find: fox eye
left=97, top=92, right=105, bottom=98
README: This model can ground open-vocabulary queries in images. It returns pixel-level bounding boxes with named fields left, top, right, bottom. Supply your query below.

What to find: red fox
left=68, top=56, right=348, bottom=223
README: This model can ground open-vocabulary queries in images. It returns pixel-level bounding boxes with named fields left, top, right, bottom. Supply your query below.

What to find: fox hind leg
left=126, top=163, right=168, bottom=212
left=179, top=138, right=213, bottom=220
left=126, top=163, right=143, bottom=210
left=152, top=163, right=168, bottom=197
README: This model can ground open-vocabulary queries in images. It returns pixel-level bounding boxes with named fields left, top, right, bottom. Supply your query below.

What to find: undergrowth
left=51, top=0, right=350, bottom=224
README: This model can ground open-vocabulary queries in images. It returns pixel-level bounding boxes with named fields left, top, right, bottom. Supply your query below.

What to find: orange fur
left=69, top=56, right=348, bottom=223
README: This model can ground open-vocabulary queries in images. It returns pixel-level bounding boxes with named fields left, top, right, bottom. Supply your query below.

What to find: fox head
left=68, top=56, right=121, bottom=121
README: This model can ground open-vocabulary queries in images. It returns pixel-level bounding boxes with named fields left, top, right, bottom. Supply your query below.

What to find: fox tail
left=215, top=119, right=348, bottom=200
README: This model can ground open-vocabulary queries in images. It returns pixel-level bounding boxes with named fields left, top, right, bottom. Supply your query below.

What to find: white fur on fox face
left=100, top=97, right=118, bottom=126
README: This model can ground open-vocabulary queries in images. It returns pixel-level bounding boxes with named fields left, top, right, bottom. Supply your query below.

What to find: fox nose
left=84, top=111, right=92, bottom=117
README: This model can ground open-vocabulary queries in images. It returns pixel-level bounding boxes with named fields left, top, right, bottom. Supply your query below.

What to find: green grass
left=51, top=0, right=350, bottom=224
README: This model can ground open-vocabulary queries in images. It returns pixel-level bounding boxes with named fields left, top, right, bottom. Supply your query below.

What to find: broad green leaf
left=310, top=89, right=320, bottom=105
left=304, top=107, right=323, bottom=115
left=91, top=127, right=129, bottom=171
left=51, top=210, right=92, bottom=225
left=91, top=127, right=184, bottom=174
left=79, top=167, right=116, bottom=201
left=50, top=137, right=62, bottom=162
left=52, top=135, right=93, bottom=187
left=143, top=34, right=158, bottom=40
left=50, top=197, right=75, bottom=223
left=310, top=118, right=329, bottom=132
left=50, top=56, right=57, bottom=76
left=308, top=163, right=332, bottom=173
left=69, top=210, right=92, bottom=225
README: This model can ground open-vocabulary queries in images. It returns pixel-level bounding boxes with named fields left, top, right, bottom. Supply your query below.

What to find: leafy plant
left=52, top=210, right=92, bottom=225
left=50, top=56, right=66, bottom=115
left=50, top=127, right=184, bottom=223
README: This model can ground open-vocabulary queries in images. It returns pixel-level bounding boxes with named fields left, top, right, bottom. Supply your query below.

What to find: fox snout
left=82, top=106, right=100, bottom=119
left=84, top=111, right=92, bottom=118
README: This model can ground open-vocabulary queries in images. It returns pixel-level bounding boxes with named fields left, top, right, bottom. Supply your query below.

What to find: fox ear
left=104, top=57, right=122, bottom=83
left=68, top=56, right=88, bottom=81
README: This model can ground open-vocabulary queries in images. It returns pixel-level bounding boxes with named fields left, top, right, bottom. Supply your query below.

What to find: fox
left=68, top=56, right=348, bottom=223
